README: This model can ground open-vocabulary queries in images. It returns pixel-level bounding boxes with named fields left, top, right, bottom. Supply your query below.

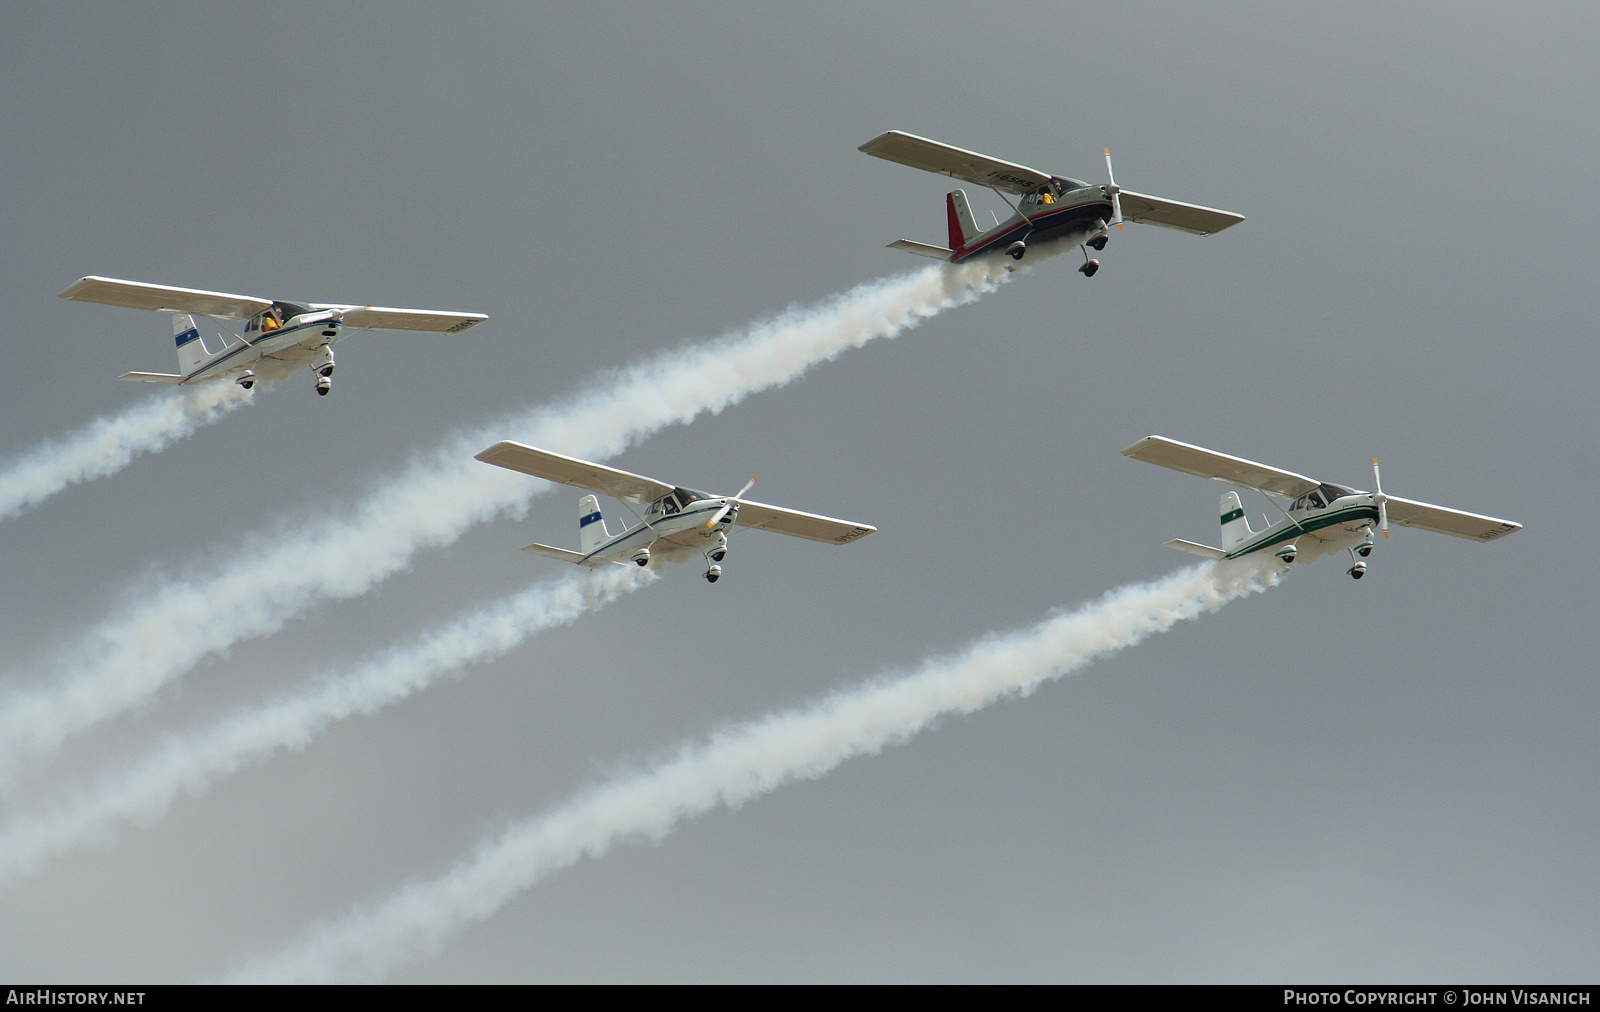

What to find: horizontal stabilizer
left=520, top=543, right=590, bottom=564
left=1165, top=539, right=1228, bottom=559
left=859, top=131, right=1052, bottom=194
left=62, top=277, right=272, bottom=319
left=117, top=371, right=187, bottom=384
left=1117, top=191, right=1244, bottom=236
left=887, top=239, right=954, bottom=260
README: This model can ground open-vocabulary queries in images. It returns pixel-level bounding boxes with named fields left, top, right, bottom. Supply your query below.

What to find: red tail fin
left=946, top=192, right=965, bottom=252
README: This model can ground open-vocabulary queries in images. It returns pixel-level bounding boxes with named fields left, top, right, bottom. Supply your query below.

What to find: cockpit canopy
left=245, top=301, right=312, bottom=333
left=1020, top=176, right=1093, bottom=208
left=651, top=486, right=713, bottom=514
left=1293, top=482, right=1361, bottom=510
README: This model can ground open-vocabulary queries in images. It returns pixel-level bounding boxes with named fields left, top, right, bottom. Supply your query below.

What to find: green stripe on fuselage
left=1226, top=503, right=1379, bottom=559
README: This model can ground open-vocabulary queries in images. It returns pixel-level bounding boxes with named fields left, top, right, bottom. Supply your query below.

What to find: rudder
left=1219, top=491, right=1256, bottom=551
left=578, top=494, right=611, bottom=554
left=172, top=314, right=212, bottom=375
left=946, top=190, right=984, bottom=251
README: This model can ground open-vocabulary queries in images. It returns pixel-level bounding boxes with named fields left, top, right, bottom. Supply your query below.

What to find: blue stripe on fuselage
left=950, top=199, right=1114, bottom=263
left=586, top=502, right=723, bottom=559
left=187, top=320, right=329, bottom=379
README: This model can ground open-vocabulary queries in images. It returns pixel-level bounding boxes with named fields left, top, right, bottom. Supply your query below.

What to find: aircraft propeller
left=1104, top=147, right=1124, bottom=231
left=1372, top=458, right=1389, bottom=537
left=706, top=477, right=759, bottom=528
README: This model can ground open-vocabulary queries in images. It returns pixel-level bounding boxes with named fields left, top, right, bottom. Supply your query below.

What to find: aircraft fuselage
left=585, top=498, right=738, bottom=565
left=188, top=312, right=343, bottom=383
left=950, top=185, right=1116, bottom=263
left=1230, top=492, right=1382, bottom=563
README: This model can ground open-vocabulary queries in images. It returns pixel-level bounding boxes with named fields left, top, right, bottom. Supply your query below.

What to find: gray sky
left=1, top=0, right=1595, bottom=982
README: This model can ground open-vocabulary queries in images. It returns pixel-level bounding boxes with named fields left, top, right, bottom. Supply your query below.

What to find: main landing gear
left=1006, top=241, right=1027, bottom=261
left=311, top=345, right=335, bottom=396
left=1078, top=242, right=1101, bottom=277
left=1347, top=546, right=1368, bottom=580
left=236, top=370, right=256, bottom=391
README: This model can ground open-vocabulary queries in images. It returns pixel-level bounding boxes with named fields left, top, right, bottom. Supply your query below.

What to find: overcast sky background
left=1, top=1, right=1595, bottom=982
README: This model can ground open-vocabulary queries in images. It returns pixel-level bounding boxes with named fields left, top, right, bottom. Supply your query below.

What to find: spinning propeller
left=1372, top=458, right=1389, bottom=537
left=706, top=477, right=759, bottom=528
left=1104, top=147, right=1124, bottom=230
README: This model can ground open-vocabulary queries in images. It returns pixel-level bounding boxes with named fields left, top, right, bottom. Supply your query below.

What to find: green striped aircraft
left=1122, top=436, right=1521, bottom=580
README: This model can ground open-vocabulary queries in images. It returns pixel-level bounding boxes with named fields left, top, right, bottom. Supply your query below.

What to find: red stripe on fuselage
left=948, top=199, right=1110, bottom=262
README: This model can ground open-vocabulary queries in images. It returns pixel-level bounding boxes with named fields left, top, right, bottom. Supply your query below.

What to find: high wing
left=1382, top=496, right=1522, bottom=542
left=1122, top=435, right=1320, bottom=499
left=474, top=441, right=674, bottom=504
left=734, top=500, right=876, bottom=545
left=59, top=276, right=272, bottom=320
left=1117, top=191, right=1245, bottom=236
left=310, top=305, right=487, bottom=333
left=859, top=131, right=1052, bottom=194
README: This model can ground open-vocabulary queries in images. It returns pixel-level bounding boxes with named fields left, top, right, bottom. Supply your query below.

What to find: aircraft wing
left=474, top=441, right=674, bottom=504
left=59, top=276, right=272, bottom=319
left=733, top=499, right=876, bottom=545
left=1122, top=435, right=1320, bottom=499
left=859, top=131, right=1052, bottom=194
left=311, top=305, right=487, bottom=333
left=1382, top=496, right=1522, bottom=542
left=1116, top=192, right=1245, bottom=236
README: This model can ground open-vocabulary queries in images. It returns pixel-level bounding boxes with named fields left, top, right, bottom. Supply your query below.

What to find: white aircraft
left=474, top=441, right=877, bottom=583
left=859, top=131, right=1244, bottom=276
left=1122, top=435, right=1521, bottom=579
left=60, top=276, right=488, bottom=395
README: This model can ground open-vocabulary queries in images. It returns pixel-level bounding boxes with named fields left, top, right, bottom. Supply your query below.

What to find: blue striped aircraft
left=475, top=442, right=876, bottom=584
left=60, top=276, right=487, bottom=396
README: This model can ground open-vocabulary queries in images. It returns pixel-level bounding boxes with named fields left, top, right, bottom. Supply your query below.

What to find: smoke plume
left=0, top=565, right=655, bottom=886
left=229, top=557, right=1280, bottom=983
left=0, top=259, right=1013, bottom=789
left=0, top=383, right=253, bottom=522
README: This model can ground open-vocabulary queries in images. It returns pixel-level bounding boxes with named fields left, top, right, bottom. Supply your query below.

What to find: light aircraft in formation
left=1121, top=435, right=1521, bottom=579
left=859, top=130, right=1244, bottom=276
left=59, top=276, right=488, bottom=396
left=475, top=442, right=876, bottom=583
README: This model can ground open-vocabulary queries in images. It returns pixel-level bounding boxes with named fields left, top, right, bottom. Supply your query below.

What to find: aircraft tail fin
left=172, top=314, right=211, bottom=375
left=1219, top=491, right=1256, bottom=550
left=577, top=494, right=611, bottom=554
left=946, top=189, right=984, bottom=251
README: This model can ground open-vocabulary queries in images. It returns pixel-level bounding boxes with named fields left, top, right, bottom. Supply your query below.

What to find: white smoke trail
left=0, top=383, right=253, bottom=521
left=228, top=557, right=1281, bottom=983
left=0, top=258, right=1015, bottom=790
left=0, top=565, right=655, bottom=887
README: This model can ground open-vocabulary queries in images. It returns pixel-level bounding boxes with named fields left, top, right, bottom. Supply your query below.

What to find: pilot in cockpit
left=260, top=309, right=281, bottom=332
